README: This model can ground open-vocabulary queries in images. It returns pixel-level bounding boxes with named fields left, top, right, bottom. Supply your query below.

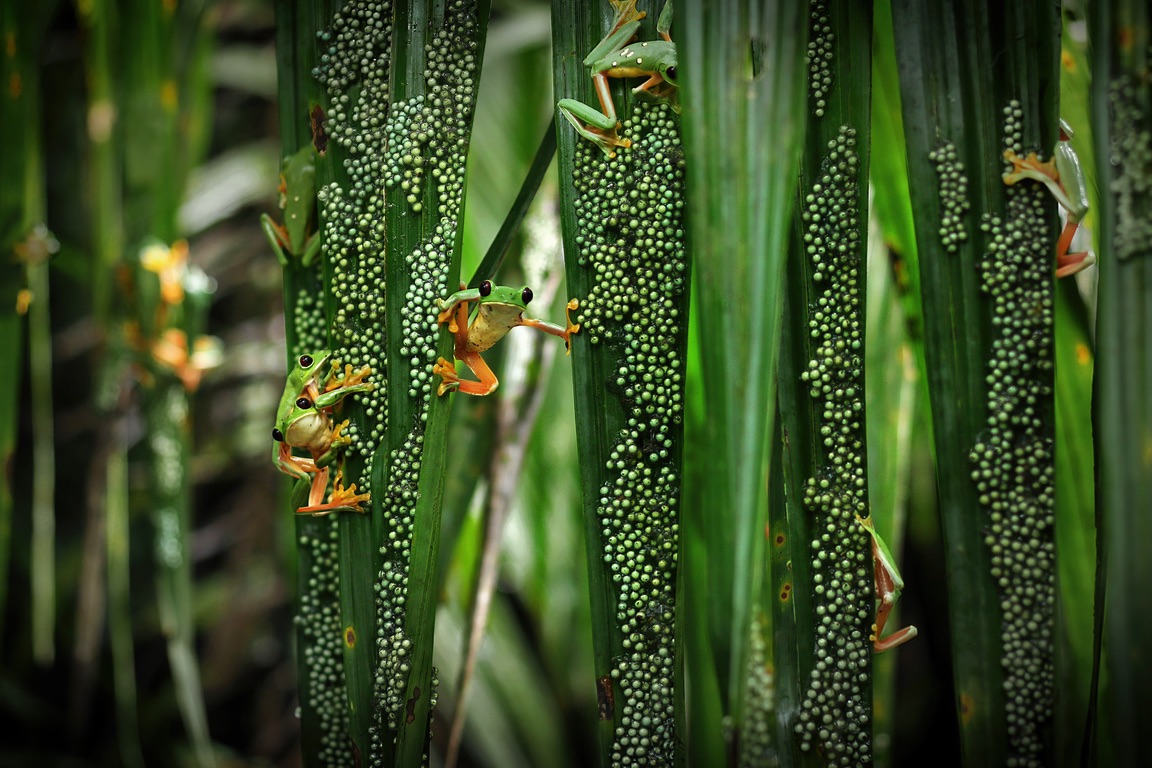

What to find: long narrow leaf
left=304, top=1, right=491, bottom=764
left=678, top=0, right=807, bottom=763
left=1087, top=4, right=1152, bottom=764
left=554, top=2, right=691, bottom=764
left=893, top=1, right=1062, bottom=763
left=776, top=3, right=874, bottom=763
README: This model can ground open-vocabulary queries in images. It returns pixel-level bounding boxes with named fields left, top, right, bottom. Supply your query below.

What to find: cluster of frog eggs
left=571, top=100, right=686, bottom=766
left=372, top=441, right=423, bottom=732
left=928, top=141, right=970, bottom=253
left=738, top=615, right=776, bottom=767
left=381, top=11, right=476, bottom=218
left=313, top=0, right=397, bottom=484
left=373, top=15, right=480, bottom=696
left=968, top=101, right=1055, bottom=768
left=793, top=125, right=874, bottom=766
left=572, top=102, right=687, bottom=346
left=313, top=0, right=393, bottom=153
left=1109, top=75, right=1152, bottom=260
left=807, top=1, right=833, bottom=118
left=292, top=286, right=328, bottom=353
left=398, top=6, right=478, bottom=402
left=319, top=183, right=389, bottom=485
left=295, top=523, right=355, bottom=766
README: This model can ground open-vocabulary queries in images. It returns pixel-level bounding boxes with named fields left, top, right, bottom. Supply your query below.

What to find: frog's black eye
left=296, top=397, right=313, bottom=409
left=272, top=428, right=285, bottom=442
left=479, top=280, right=493, bottom=297
left=299, top=355, right=315, bottom=369
left=664, top=65, right=677, bottom=84
left=521, top=287, right=533, bottom=305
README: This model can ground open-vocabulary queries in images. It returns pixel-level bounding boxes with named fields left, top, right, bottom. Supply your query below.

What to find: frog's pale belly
left=466, top=303, right=524, bottom=352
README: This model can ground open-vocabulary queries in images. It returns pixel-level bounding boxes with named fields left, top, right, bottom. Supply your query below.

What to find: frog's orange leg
left=297, top=468, right=370, bottom=516
left=278, top=441, right=320, bottom=482
left=518, top=298, right=581, bottom=353
left=435, top=295, right=480, bottom=395
left=870, top=556, right=918, bottom=653
left=580, top=74, right=635, bottom=154
left=1055, top=222, right=1094, bottom=277
left=437, top=282, right=471, bottom=332
left=1003, top=149, right=1094, bottom=278
left=434, top=357, right=462, bottom=395
left=448, top=348, right=500, bottom=397
left=631, top=72, right=667, bottom=96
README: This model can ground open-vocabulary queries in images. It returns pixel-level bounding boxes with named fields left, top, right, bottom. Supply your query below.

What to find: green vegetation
left=0, top=1, right=1147, bottom=767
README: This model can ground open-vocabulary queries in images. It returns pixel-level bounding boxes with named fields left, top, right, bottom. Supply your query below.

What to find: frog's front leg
left=517, top=298, right=582, bottom=353
left=316, top=362, right=374, bottom=408
left=437, top=283, right=481, bottom=332
left=434, top=291, right=476, bottom=395
left=261, top=214, right=294, bottom=268
left=312, top=419, right=353, bottom=469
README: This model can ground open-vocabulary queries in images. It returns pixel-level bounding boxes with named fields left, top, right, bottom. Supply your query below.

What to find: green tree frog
left=856, top=514, right=918, bottom=653
left=433, top=280, right=580, bottom=397
left=557, top=0, right=677, bottom=158
left=1002, top=119, right=1094, bottom=278
left=272, top=351, right=374, bottom=514
left=261, top=145, right=321, bottom=267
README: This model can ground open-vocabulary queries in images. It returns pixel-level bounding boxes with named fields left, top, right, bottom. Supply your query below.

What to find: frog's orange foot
left=1056, top=250, right=1096, bottom=278
left=326, top=362, right=373, bottom=392
left=594, top=129, right=632, bottom=159
left=871, top=624, right=918, bottom=654
left=436, top=305, right=456, bottom=328
left=433, top=357, right=461, bottom=396
left=297, top=470, right=370, bottom=516
left=1002, top=149, right=1057, bottom=185
left=329, top=419, right=353, bottom=449
left=564, top=298, right=581, bottom=353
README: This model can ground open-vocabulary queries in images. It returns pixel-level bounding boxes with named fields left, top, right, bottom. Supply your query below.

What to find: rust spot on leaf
left=343, top=625, right=356, bottom=648
left=310, top=104, right=328, bottom=157
left=959, top=692, right=975, bottom=724
left=406, top=686, right=422, bottom=724
left=596, top=675, right=615, bottom=721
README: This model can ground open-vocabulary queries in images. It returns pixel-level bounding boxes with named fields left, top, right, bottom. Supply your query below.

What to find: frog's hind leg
left=452, top=347, right=500, bottom=396
left=1054, top=219, right=1094, bottom=278
left=297, top=468, right=370, bottom=516
left=870, top=557, right=918, bottom=653
left=297, top=465, right=329, bottom=511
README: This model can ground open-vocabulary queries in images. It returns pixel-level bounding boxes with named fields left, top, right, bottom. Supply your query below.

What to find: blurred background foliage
left=0, top=0, right=1141, bottom=766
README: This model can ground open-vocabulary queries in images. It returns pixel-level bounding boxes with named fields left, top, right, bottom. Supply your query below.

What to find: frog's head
left=273, top=350, right=332, bottom=441
left=478, top=280, right=533, bottom=310
left=660, top=58, right=678, bottom=88
left=272, top=390, right=335, bottom=450
left=291, top=350, right=331, bottom=382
